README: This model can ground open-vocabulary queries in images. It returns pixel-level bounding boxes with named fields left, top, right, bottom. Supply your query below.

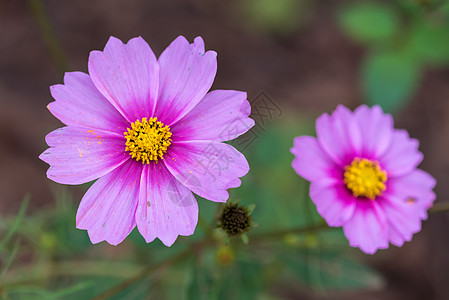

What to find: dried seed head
left=217, top=202, right=252, bottom=238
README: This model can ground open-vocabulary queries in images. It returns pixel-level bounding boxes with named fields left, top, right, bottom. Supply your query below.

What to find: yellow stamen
left=124, top=117, right=172, bottom=164
left=343, top=158, right=387, bottom=200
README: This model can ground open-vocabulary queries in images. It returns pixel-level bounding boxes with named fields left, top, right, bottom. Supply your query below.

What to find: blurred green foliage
left=340, top=2, right=399, bottom=43
left=362, top=51, right=420, bottom=113
left=339, top=0, right=449, bottom=113
left=0, top=118, right=384, bottom=299
left=238, top=0, right=308, bottom=35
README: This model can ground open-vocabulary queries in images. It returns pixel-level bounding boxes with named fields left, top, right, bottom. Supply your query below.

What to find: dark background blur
left=2, top=0, right=449, bottom=299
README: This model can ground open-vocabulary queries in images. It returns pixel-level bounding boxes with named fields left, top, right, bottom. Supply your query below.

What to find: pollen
left=124, top=117, right=172, bottom=164
left=343, top=158, right=387, bottom=200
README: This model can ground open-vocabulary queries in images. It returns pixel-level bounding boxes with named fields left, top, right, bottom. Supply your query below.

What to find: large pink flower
left=290, top=105, right=436, bottom=254
left=40, top=36, right=254, bottom=246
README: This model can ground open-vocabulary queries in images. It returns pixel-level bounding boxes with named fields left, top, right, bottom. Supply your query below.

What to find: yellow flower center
left=124, top=117, right=172, bottom=164
left=343, top=158, right=387, bottom=200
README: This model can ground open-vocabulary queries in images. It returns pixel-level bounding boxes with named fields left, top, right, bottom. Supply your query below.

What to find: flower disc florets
left=344, top=158, right=387, bottom=200
left=124, top=117, right=172, bottom=164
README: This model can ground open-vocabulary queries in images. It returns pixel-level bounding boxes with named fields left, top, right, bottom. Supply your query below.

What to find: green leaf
left=339, top=2, right=398, bottom=44
left=363, top=51, right=420, bottom=113
left=408, top=21, right=449, bottom=64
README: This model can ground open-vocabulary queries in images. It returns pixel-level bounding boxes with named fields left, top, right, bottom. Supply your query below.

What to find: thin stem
left=429, top=202, right=449, bottom=214
left=250, top=221, right=330, bottom=242
left=27, top=0, right=68, bottom=74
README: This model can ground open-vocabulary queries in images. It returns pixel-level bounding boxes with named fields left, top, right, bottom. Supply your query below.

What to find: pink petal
left=343, top=200, right=389, bottom=254
left=171, top=90, right=254, bottom=142
left=136, top=163, right=198, bottom=246
left=39, top=126, right=129, bottom=185
left=163, top=141, right=249, bottom=202
left=155, top=36, right=217, bottom=126
left=226, top=178, right=242, bottom=189
left=48, top=72, right=128, bottom=134
left=386, top=169, right=436, bottom=219
left=316, top=105, right=362, bottom=165
left=377, top=195, right=422, bottom=247
left=354, top=105, right=393, bottom=158
left=88, top=36, right=159, bottom=122
left=379, top=130, right=423, bottom=177
left=309, top=180, right=356, bottom=227
left=76, top=160, right=142, bottom=246
left=291, top=136, right=339, bottom=182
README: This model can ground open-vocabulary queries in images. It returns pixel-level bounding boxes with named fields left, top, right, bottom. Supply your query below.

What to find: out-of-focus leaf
left=442, top=3, right=449, bottom=14
left=63, top=277, right=141, bottom=300
left=282, top=249, right=384, bottom=290
left=186, top=261, right=215, bottom=300
left=339, top=2, right=398, bottom=44
left=238, top=261, right=264, bottom=300
left=363, top=51, right=420, bottom=113
left=186, top=249, right=266, bottom=300
left=409, top=21, right=449, bottom=64
left=5, top=286, right=53, bottom=300
left=0, top=239, right=19, bottom=279
left=186, top=264, right=202, bottom=300
left=7, top=281, right=94, bottom=300
left=240, top=0, right=305, bottom=34
left=47, top=281, right=95, bottom=298
left=215, top=260, right=264, bottom=300
left=45, top=209, right=91, bottom=254
left=403, top=0, right=449, bottom=12
left=0, top=195, right=29, bottom=251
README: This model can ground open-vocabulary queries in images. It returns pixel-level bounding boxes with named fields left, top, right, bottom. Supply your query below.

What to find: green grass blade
left=0, top=195, right=30, bottom=251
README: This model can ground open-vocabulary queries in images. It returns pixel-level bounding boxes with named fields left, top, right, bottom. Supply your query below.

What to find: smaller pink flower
left=290, top=105, right=436, bottom=254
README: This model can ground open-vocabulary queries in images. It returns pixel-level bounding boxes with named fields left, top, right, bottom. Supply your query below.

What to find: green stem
left=250, top=221, right=330, bottom=242
left=27, top=0, right=68, bottom=74
left=429, top=202, right=449, bottom=214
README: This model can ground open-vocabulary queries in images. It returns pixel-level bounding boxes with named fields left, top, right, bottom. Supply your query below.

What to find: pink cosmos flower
left=40, top=36, right=254, bottom=246
left=290, top=105, right=436, bottom=254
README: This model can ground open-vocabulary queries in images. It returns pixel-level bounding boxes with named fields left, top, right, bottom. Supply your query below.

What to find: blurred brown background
left=1, top=0, right=449, bottom=299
